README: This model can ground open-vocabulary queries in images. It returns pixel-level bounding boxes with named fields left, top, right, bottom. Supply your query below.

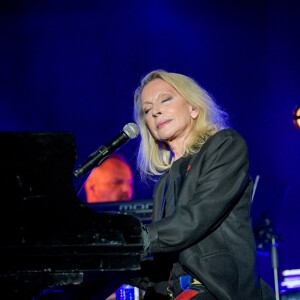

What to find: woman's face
left=141, top=78, right=199, bottom=146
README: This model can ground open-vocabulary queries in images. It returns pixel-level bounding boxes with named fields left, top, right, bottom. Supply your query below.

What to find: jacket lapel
left=152, top=173, right=168, bottom=222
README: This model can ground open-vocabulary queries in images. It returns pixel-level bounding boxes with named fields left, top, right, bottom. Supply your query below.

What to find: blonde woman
left=131, top=70, right=275, bottom=300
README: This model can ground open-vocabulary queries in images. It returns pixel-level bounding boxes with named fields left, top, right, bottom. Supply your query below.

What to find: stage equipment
left=0, top=132, right=143, bottom=300
left=293, top=105, right=300, bottom=130
left=88, top=199, right=153, bottom=224
left=252, top=175, right=290, bottom=300
left=280, top=269, right=300, bottom=299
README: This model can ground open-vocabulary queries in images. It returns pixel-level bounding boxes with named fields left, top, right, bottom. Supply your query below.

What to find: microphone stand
left=74, top=154, right=111, bottom=196
left=254, top=218, right=280, bottom=300
left=75, top=172, right=90, bottom=197
left=271, top=236, right=280, bottom=300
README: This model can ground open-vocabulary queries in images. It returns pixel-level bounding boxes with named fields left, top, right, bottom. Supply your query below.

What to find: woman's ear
left=191, top=106, right=200, bottom=119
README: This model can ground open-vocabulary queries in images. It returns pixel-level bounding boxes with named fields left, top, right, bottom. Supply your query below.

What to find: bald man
left=84, top=154, right=133, bottom=203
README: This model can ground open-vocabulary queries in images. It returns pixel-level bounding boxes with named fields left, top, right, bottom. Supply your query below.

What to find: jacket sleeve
left=146, top=130, right=251, bottom=254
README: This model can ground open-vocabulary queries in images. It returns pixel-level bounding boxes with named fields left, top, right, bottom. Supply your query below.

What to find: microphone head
left=123, top=123, right=139, bottom=139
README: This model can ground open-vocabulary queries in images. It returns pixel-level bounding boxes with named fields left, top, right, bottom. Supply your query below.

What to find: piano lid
left=0, top=132, right=142, bottom=249
left=0, top=132, right=78, bottom=244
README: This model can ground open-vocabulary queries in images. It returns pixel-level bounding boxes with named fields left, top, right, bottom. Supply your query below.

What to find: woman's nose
left=152, top=104, right=162, bottom=117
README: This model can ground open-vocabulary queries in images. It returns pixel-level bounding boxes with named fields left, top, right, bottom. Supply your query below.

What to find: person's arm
left=145, top=130, right=250, bottom=254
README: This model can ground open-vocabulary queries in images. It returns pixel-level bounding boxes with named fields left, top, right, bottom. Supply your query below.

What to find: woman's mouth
left=157, top=119, right=172, bottom=129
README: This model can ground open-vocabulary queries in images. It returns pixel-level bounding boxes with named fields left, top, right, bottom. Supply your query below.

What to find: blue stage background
left=1, top=0, right=299, bottom=292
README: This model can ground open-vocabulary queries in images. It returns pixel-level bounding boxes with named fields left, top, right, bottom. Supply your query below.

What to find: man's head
left=84, top=154, right=133, bottom=203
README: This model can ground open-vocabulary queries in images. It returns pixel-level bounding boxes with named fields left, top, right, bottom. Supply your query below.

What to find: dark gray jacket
left=143, top=129, right=274, bottom=300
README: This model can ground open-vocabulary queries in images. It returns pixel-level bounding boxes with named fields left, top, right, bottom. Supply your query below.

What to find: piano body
left=0, top=132, right=143, bottom=299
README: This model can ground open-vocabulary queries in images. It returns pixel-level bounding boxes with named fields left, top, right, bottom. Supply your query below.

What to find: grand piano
left=0, top=132, right=143, bottom=300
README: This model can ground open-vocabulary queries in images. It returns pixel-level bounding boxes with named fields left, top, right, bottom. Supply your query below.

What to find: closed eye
left=144, top=108, right=151, bottom=114
left=162, top=97, right=172, bottom=103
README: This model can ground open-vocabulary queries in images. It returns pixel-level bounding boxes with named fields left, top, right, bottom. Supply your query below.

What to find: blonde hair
left=134, top=69, right=229, bottom=181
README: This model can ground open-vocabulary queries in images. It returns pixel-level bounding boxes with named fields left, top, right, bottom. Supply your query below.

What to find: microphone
left=73, top=123, right=139, bottom=179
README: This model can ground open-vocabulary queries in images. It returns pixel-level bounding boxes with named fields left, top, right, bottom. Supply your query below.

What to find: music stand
left=251, top=175, right=290, bottom=300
